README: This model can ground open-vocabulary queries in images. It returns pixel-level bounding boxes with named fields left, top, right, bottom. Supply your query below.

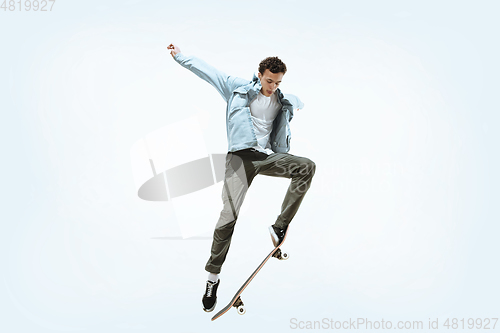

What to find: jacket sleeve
left=283, top=93, right=305, bottom=122
left=173, top=52, right=248, bottom=102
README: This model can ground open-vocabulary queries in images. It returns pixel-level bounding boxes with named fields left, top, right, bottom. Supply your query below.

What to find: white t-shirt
left=249, top=90, right=281, bottom=155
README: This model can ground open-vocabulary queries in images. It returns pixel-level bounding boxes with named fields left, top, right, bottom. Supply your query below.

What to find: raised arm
left=167, top=43, right=248, bottom=102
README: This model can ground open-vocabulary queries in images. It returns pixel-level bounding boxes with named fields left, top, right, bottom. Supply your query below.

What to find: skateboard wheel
left=237, top=305, right=246, bottom=315
left=281, top=251, right=289, bottom=260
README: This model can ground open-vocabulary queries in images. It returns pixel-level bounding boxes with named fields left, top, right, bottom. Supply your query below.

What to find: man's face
left=258, top=69, right=284, bottom=97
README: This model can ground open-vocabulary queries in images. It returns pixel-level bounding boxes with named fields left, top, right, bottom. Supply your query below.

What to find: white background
left=1, top=0, right=499, bottom=332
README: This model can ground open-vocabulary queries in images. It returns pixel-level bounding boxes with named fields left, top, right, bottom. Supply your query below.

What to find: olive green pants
left=205, top=148, right=316, bottom=274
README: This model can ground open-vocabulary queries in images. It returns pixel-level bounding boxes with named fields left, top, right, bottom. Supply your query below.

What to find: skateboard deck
left=211, top=227, right=290, bottom=321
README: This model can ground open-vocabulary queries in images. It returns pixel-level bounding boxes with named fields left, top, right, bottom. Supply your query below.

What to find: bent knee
left=303, top=158, right=316, bottom=174
left=294, top=157, right=315, bottom=176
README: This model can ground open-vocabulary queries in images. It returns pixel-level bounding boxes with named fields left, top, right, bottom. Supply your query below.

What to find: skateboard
left=211, top=228, right=290, bottom=321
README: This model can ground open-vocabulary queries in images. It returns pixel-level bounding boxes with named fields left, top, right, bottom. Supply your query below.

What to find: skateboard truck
left=272, top=248, right=289, bottom=260
left=233, top=296, right=246, bottom=315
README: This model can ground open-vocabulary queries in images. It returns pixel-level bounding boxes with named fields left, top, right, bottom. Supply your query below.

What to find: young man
left=167, top=43, right=316, bottom=312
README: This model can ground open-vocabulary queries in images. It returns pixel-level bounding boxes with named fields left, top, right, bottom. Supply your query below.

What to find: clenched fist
left=167, top=43, right=181, bottom=58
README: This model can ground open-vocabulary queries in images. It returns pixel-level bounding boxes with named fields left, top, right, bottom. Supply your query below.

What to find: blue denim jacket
left=173, top=52, right=304, bottom=153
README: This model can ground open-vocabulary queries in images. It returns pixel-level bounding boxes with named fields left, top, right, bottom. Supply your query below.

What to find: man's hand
left=167, top=43, right=181, bottom=58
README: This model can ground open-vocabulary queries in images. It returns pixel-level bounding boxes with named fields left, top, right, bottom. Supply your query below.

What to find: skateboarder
left=167, top=43, right=316, bottom=312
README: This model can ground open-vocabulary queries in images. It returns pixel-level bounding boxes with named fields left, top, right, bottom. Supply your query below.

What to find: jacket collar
left=235, top=73, right=261, bottom=97
left=252, top=73, right=262, bottom=91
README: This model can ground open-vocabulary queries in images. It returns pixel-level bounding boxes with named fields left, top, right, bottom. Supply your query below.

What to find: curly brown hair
left=258, top=56, right=287, bottom=75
